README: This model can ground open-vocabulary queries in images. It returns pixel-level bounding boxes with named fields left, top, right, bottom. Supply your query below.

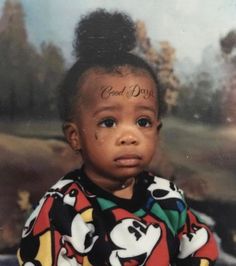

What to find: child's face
left=65, top=67, right=160, bottom=182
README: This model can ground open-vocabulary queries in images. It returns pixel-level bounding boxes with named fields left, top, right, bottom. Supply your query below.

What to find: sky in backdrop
left=0, top=0, right=236, bottom=65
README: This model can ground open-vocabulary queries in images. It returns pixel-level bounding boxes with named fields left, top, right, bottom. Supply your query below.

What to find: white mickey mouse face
left=178, top=226, right=208, bottom=259
left=62, top=213, right=98, bottom=254
left=148, top=177, right=183, bottom=200
left=109, top=218, right=161, bottom=265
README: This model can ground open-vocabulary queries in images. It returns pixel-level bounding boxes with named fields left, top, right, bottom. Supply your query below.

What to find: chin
left=112, top=166, right=144, bottom=179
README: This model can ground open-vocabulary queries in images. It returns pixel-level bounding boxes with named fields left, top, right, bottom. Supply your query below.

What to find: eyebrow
left=135, top=105, right=157, bottom=114
left=93, top=105, right=157, bottom=117
left=93, top=106, right=121, bottom=116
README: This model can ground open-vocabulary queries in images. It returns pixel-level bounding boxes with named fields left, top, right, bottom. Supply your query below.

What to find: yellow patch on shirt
left=81, top=208, right=93, bottom=222
left=17, top=249, right=23, bottom=265
left=200, top=259, right=210, bottom=266
left=35, top=231, right=52, bottom=265
left=83, top=255, right=93, bottom=266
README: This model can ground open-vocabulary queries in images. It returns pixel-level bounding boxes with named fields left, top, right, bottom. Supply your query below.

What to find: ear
left=63, top=122, right=81, bottom=151
left=156, top=121, right=162, bottom=132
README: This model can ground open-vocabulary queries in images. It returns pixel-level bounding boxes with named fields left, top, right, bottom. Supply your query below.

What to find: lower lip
left=115, top=158, right=141, bottom=167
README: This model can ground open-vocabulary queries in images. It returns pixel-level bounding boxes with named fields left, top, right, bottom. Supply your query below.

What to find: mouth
left=114, top=154, right=142, bottom=167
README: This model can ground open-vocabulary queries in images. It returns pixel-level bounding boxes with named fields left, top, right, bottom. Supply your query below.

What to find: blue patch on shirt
left=177, top=200, right=185, bottom=212
left=146, top=196, right=154, bottom=209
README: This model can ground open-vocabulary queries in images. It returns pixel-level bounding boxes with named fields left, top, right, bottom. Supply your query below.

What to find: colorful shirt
left=17, top=169, right=218, bottom=265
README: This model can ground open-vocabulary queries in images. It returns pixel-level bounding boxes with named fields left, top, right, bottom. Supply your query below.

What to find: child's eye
left=137, top=118, right=152, bottom=127
left=99, top=118, right=116, bottom=128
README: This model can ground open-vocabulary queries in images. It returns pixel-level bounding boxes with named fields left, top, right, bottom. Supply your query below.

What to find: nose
left=117, top=129, right=139, bottom=146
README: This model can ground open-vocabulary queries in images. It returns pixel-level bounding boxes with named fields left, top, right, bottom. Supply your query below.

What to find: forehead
left=78, top=67, right=157, bottom=107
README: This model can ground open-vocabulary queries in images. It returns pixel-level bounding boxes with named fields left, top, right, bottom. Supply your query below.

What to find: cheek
left=93, top=129, right=116, bottom=144
left=143, top=128, right=158, bottom=141
left=143, top=130, right=158, bottom=150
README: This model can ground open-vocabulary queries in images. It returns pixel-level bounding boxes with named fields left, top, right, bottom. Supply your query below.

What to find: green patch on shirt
left=97, top=197, right=117, bottom=210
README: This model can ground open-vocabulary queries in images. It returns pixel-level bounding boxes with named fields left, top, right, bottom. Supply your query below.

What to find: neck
left=83, top=167, right=136, bottom=199
left=113, top=178, right=136, bottom=199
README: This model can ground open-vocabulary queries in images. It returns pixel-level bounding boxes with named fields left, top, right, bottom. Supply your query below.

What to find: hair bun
left=74, top=9, right=136, bottom=60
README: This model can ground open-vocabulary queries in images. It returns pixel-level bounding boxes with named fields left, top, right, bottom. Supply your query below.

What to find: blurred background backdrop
left=0, top=0, right=236, bottom=265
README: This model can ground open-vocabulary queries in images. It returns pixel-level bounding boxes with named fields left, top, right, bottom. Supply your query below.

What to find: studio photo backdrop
left=0, top=0, right=236, bottom=265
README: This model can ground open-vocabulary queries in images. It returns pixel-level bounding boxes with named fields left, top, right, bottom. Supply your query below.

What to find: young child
left=18, top=10, right=218, bottom=266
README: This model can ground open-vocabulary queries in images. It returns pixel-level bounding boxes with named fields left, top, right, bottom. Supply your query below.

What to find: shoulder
left=22, top=169, right=92, bottom=237
left=49, top=169, right=83, bottom=193
left=46, top=168, right=93, bottom=209
left=145, top=174, right=186, bottom=213
left=144, top=174, right=187, bottom=234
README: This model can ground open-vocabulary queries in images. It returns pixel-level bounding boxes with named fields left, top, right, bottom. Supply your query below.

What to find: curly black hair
left=73, top=9, right=136, bottom=60
left=58, top=9, right=162, bottom=122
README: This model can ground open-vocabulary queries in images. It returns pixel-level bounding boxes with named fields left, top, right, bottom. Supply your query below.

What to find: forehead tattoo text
left=100, top=84, right=154, bottom=100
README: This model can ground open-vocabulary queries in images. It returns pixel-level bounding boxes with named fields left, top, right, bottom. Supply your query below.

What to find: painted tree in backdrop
left=0, top=0, right=65, bottom=120
left=220, top=30, right=236, bottom=124
left=135, top=20, right=180, bottom=114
